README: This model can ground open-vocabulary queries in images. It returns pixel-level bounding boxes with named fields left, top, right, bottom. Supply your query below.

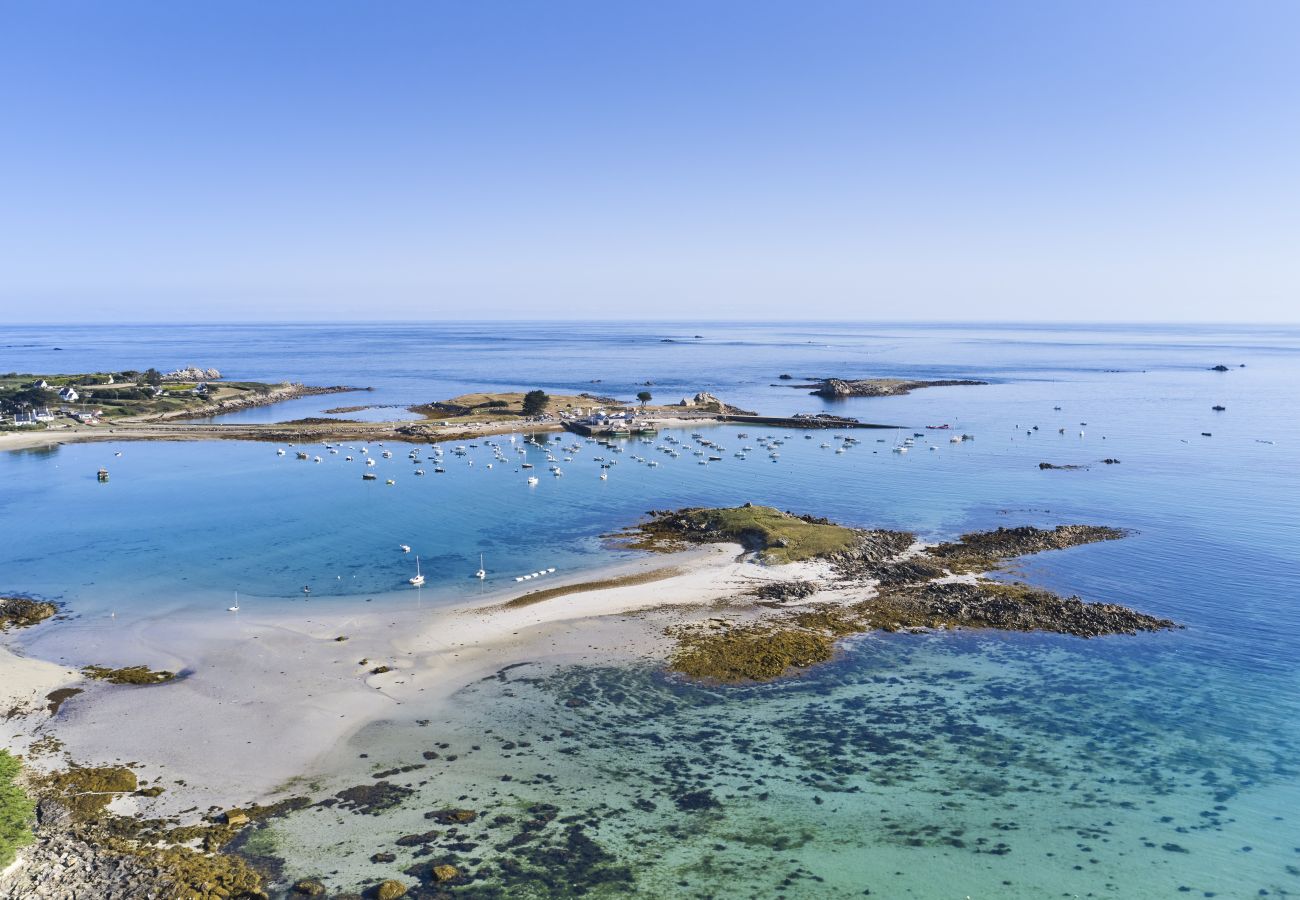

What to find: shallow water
left=3, top=322, right=1299, bottom=896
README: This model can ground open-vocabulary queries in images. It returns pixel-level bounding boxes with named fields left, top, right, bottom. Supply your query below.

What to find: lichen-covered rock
left=292, top=877, right=326, bottom=896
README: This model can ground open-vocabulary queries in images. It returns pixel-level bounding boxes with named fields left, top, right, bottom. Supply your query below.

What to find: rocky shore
left=793, top=377, right=988, bottom=398
left=632, top=507, right=1176, bottom=682
left=162, top=383, right=363, bottom=422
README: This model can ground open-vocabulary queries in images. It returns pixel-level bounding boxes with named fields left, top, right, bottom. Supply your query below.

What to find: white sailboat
left=227, top=591, right=240, bottom=612
left=475, top=554, right=486, bottom=580
left=409, top=556, right=425, bottom=586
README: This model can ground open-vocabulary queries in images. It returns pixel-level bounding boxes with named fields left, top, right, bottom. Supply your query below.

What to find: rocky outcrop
left=643, top=507, right=1173, bottom=684
left=0, top=597, right=56, bottom=630
left=160, top=383, right=361, bottom=422
left=809, top=377, right=987, bottom=398
left=161, top=366, right=222, bottom=382
left=676, top=392, right=756, bottom=415
left=865, top=580, right=1177, bottom=638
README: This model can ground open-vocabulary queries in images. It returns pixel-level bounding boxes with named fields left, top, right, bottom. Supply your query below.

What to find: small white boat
left=599, top=472, right=608, bottom=480
left=527, top=476, right=539, bottom=485
left=276, top=449, right=286, bottom=456
left=386, top=479, right=395, bottom=485
left=400, top=544, right=411, bottom=553
left=227, top=591, right=240, bottom=612
left=365, top=458, right=376, bottom=466
left=313, top=455, right=322, bottom=463
left=409, top=556, right=425, bottom=586
left=475, top=554, right=486, bottom=580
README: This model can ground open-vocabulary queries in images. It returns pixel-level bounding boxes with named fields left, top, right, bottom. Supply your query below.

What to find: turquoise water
left=3, top=323, right=1299, bottom=896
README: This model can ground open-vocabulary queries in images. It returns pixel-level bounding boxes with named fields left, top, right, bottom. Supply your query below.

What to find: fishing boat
left=409, top=556, right=425, bottom=586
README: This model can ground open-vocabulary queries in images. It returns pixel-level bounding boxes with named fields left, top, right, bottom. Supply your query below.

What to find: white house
left=32, top=379, right=49, bottom=389
left=58, top=386, right=79, bottom=402
left=33, top=407, right=54, bottom=422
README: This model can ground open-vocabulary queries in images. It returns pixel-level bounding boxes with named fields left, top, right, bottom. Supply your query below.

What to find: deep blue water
left=2, top=322, right=1298, bottom=897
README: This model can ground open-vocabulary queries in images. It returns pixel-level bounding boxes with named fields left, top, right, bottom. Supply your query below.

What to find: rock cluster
left=809, top=377, right=987, bottom=398
left=0, top=597, right=56, bottom=630
left=161, top=366, right=221, bottom=382
left=868, top=581, right=1177, bottom=638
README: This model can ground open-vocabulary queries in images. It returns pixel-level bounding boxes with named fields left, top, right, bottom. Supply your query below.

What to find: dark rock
left=395, top=831, right=439, bottom=846
left=1209, top=365, right=1230, bottom=371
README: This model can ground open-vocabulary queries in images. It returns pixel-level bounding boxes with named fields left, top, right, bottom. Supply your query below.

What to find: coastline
left=0, top=543, right=759, bottom=812
left=0, top=412, right=735, bottom=453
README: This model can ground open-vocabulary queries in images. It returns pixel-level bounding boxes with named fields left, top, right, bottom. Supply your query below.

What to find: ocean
left=2, top=322, right=1299, bottom=897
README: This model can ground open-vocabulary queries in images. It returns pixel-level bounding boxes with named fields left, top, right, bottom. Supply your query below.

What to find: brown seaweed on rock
left=0, top=596, right=57, bottom=630
left=925, top=525, right=1126, bottom=573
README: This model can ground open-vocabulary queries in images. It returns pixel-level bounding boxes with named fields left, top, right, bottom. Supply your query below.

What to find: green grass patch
left=0, top=750, right=35, bottom=869
left=635, top=505, right=859, bottom=564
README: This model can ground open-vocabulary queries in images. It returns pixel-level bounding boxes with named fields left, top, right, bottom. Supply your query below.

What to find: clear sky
left=2, top=1, right=1298, bottom=322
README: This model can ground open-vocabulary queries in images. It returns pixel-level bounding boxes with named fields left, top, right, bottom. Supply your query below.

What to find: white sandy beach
left=0, top=540, right=828, bottom=819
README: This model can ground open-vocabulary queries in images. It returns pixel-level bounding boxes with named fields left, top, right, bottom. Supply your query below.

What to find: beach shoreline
left=0, top=541, right=773, bottom=813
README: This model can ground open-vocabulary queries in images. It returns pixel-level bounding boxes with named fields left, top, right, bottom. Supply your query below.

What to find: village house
left=57, top=386, right=79, bottom=402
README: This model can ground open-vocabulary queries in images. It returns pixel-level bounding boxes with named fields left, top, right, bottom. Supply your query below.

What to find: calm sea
left=2, top=322, right=1298, bottom=897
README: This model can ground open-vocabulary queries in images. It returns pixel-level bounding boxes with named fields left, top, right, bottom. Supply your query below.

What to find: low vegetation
left=0, top=750, right=34, bottom=869
left=410, top=389, right=607, bottom=423
left=0, top=371, right=286, bottom=423
left=628, top=504, right=859, bottom=563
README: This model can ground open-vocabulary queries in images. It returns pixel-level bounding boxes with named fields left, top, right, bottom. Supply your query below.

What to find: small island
left=625, top=505, right=1175, bottom=682
left=788, top=377, right=988, bottom=398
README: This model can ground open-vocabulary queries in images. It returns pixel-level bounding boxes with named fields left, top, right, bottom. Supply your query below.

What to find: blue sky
left=2, top=1, right=1298, bottom=322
